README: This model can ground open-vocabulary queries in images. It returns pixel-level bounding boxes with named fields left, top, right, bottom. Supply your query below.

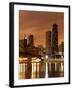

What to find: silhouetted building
left=46, top=31, right=52, bottom=56
left=59, top=41, right=64, bottom=56
left=61, top=41, right=64, bottom=53
left=52, top=24, right=58, bottom=55
left=29, top=35, right=34, bottom=47
left=23, top=35, right=41, bottom=57
left=24, top=36, right=28, bottom=48
left=38, top=45, right=45, bottom=57
left=19, top=40, right=24, bottom=52
left=23, top=36, right=29, bottom=55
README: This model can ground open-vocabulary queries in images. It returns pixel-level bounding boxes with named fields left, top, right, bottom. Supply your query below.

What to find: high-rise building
left=59, top=41, right=64, bottom=56
left=52, top=24, right=58, bottom=55
left=46, top=31, right=51, bottom=56
left=61, top=41, right=64, bottom=53
left=29, top=35, right=34, bottom=47
left=24, top=36, right=28, bottom=48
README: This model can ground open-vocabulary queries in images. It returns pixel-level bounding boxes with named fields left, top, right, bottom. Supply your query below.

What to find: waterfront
left=19, top=57, right=64, bottom=79
left=19, top=11, right=64, bottom=80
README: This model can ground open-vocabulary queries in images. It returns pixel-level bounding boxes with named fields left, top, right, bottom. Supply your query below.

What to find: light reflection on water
left=19, top=58, right=64, bottom=79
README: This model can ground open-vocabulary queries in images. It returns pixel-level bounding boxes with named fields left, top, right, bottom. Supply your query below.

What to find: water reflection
left=19, top=57, right=64, bottom=79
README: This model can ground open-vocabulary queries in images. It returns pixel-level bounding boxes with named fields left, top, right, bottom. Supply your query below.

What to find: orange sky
left=19, top=10, right=64, bottom=47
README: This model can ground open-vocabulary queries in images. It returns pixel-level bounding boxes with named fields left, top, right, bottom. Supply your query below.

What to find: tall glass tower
left=46, top=31, right=51, bottom=56
left=52, top=24, right=58, bottom=55
left=29, top=35, right=34, bottom=47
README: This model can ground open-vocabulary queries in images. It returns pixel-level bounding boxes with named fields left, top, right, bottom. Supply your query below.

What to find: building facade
left=46, top=31, right=52, bottom=56
left=52, top=24, right=59, bottom=55
left=24, top=36, right=28, bottom=48
left=59, top=41, right=64, bottom=56
left=29, top=35, right=34, bottom=47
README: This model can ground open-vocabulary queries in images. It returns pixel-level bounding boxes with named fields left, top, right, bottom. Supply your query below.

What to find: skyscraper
left=52, top=24, right=58, bottom=55
left=24, top=36, right=28, bottom=48
left=59, top=41, right=64, bottom=56
left=29, top=35, right=34, bottom=47
left=46, top=31, right=51, bottom=56
left=61, top=41, right=64, bottom=53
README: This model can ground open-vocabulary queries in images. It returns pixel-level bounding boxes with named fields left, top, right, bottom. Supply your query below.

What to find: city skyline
left=19, top=10, right=64, bottom=47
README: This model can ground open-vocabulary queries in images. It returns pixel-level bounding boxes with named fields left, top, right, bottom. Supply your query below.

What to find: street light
left=45, top=55, right=48, bottom=60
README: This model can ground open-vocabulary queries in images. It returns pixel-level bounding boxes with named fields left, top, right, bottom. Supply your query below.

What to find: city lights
left=19, top=11, right=64, bottom=79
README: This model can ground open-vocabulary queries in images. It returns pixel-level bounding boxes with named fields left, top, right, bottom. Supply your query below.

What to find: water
left=19, top=57, right=64, bottom=79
